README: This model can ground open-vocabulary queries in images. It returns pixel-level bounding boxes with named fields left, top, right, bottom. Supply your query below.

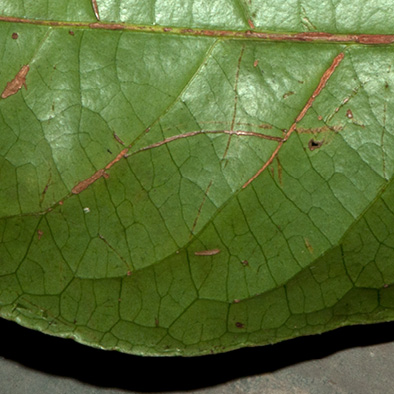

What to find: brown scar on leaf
left=12, top=32, right=18, bottom=39
left=194, top=249, right=221, bottom=256
left=37, top=230, right=44, bottom=240
left=72, top=148, right=128, bottom=194
left=346, top=109, right=353, bottom=119
left=113, top=132, right=125, bottom=145
left=1, top=65, right=29, bottom=99
left=91, top=0, right=100, bottom=21
left=72, top=169, right=107, bottom=194
left=308, top=138, right=324, bottom=151
left=248, top=19, right=255, bottom=29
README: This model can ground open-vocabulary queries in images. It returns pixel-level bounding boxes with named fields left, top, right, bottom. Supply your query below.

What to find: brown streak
left=91, top=0, right=100, bottom=21
left=1, top=65, right=29, bottom=99
left=194, top=249, right=221, bottom=256
left=105, top=148, right=129, bottom=169
left=72, top=169, right=106, bottom=194
left=72, top=148, right=128, bottom=194
left=242, top=52, right=344, bottom=189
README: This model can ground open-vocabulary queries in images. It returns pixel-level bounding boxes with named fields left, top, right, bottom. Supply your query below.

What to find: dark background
left=1, top=318, right=394, bottom=392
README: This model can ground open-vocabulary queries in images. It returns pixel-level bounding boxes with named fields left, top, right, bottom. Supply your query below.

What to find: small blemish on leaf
left=283, top=91, right=295, bottom=99
left=304, top=238, right=314, bottom=254
left=1, top=65, right=29, bottom=99
left=83, top=207, right=90, bottom=214
left=69, top=30, right=75, bottom=36
left=12, top=33, right=18, bottom=39
left=346, top=109, right=353, bottom=119
left=195, top=249, right=221, bottom=256
left=241, top=260, right=249, bottom=266
left=248, top=19, right=255, bottom=29
left=113, top=132, right=124, bottom=145
left=235, top=322, right=245, bottom=328
left=253, top=59, right=259, bottom=67
left=37, top=230, right=44, bottom=240
left=308, top=139, right=324, bottom=151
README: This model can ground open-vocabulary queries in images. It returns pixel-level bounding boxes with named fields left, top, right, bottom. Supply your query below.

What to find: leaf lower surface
left=1, top=1, right=394, bottom=356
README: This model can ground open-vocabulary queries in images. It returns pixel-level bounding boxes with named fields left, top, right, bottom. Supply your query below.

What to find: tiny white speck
left=83, top=207, right=90, bottom=214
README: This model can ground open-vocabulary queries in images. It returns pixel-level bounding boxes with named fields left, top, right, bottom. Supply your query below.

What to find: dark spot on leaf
left=37, top=230, right=44, bottom=240
left=235, top=322, right=245, bottom=328
left=12, top=33, right=18, bottom=39
left=69, top=30, right=75, bottom=36
left=283, top=91, right=295, bottom=99
left=241, top=260, right=249, bottom=266
left=346, top=109, right=353, bottom=119
left=308, top=139, right=323, bottom=151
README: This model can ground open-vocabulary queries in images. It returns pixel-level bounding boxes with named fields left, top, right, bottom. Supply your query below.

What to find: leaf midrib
left=2, top=15, right=394, bottom=44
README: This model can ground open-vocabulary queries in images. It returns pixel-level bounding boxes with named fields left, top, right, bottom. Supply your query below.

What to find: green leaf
left=1, top=1, right=394, bottom=356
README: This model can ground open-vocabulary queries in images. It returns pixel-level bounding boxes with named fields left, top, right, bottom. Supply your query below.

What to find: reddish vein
left=242, top=52, right=345, bottom=189
left=72, top=148, right=129, bottom=194
left=1, top=16, right=394, bottom=44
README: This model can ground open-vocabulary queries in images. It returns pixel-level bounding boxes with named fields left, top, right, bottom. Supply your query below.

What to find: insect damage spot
left=308, top=139, right=324, bottom=151
left=194, top=249, right=221, bottom=256
left=1, top=65, right=29, bottom=99
left=346, top=109, right=353, bottom=119
left=12, top=32, right=18, bottom=39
